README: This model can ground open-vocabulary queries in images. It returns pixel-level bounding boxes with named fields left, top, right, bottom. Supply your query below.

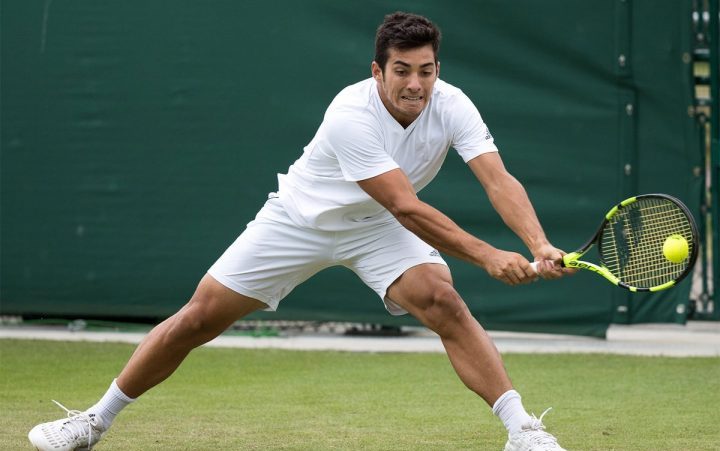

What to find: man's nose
left=407, top=73, right=421, bottom=91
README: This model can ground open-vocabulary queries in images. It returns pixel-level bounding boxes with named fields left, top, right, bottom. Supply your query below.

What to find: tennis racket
left=530, top=193, right=698, bottom=292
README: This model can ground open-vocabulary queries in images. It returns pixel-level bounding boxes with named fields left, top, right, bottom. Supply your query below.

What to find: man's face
left=372, top=45, right=439, bottom=127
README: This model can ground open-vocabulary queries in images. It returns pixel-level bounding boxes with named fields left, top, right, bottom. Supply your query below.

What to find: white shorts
left=208, top=198, right=447, bottom=315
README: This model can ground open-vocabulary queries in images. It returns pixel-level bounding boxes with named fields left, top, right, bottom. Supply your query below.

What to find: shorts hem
left=206, top=270, right=278, bottom=311
left=379, top=258, right=447, bottom=316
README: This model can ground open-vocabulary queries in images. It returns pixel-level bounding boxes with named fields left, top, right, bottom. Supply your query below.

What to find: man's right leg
left=30, top=198, right=330, bottom=450
left=117, top=273, right=267, bottom=398
left=28, top=273, right=266, bottom=451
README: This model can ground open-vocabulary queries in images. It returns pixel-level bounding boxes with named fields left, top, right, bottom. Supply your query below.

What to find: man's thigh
left=385, top=263, right=455, bottom=315
left=208, top=199, right=334, bottom=311
left=341, top=221, right=447, bottom=314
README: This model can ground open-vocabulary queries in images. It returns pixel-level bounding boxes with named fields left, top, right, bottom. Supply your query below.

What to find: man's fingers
left=530, top=259, right=563, bottom=279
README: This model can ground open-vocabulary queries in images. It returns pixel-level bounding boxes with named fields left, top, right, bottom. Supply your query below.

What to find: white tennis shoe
left=503, top=408, right=566, bottom=451
left=28, top=400, right=107, bottom=451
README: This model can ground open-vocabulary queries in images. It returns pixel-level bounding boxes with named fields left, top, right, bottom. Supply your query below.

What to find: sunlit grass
left=2, top=339, right=718, bottom=450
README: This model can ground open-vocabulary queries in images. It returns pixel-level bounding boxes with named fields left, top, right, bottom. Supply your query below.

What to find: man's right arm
left=356, top=168, right=537, bottom=285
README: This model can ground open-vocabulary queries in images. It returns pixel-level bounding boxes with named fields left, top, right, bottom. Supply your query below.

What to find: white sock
left=87, top=379, right=136, bottom=428
left=492, top=389, right=533, bottom=435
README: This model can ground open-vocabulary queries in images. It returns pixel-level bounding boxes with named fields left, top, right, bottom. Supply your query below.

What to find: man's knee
left=161, top=304, right=218, bottom=348
left=172, top=305, right=214, bottom=337
left=163, top=284, right=253, bottom=347
left=420, top=282, right=471, bottom=334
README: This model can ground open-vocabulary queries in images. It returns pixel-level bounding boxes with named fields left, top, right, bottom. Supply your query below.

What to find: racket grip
left=530, top=259, right=564, bottom=273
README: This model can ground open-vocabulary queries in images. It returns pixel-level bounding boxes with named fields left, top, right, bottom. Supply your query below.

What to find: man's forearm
left=485, top=174, right=549, bottom=255
left=393, top=200, right=497, bottom=268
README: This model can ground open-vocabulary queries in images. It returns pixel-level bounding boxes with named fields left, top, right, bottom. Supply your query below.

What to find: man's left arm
left=467, top=152, right=566, bottom=278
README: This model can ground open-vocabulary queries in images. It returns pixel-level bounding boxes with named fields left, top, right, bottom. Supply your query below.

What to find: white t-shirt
left=276, top=77, right=498, bottom=231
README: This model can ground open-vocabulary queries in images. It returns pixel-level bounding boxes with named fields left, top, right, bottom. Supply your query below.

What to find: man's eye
left=395, top=70, right=406, bottom=76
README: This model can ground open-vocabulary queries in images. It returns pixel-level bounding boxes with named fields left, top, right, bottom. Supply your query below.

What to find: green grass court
left=2, top=339, right=718, bottom=450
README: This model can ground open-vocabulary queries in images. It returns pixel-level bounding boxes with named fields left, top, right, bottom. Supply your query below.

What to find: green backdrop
left=1, top=0, right=703, bottom=337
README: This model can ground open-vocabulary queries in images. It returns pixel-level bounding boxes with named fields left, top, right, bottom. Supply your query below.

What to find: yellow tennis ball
left=663, top=234, right=689, bottom=263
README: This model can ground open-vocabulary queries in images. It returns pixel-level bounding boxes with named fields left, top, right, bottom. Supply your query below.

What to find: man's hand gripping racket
left=530, top=194, right=698, bottom=292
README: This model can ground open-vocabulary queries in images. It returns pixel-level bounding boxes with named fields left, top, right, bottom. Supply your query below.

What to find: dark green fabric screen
left=1, top=1, right=701, bottom=337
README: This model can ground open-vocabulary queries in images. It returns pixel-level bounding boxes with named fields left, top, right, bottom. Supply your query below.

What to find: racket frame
left=559, top=194, right=698, bottom=292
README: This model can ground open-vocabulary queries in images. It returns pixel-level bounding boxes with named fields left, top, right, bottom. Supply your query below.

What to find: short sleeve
left=449, top=92, right=498, bottom=162
left=323, top=113, right=400, bottom=182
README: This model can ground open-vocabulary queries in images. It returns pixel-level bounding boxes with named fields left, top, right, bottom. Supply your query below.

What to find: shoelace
left=51, top=400, right=99, bottom=446
left=522, top=408, right=559, bottom=445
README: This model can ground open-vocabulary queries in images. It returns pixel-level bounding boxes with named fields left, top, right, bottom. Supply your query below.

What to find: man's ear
left=436, top=61, right=440, bottom=78
left=371, top=61, right=383, bottom=81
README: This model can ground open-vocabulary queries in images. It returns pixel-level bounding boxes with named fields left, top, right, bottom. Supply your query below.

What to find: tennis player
left=30, top=11, right=571, bottom=451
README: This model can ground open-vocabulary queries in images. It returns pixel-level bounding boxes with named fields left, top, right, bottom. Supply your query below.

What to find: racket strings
left=605, top=208, right=692, bottom=281
left=600, top=198, right=695, bottom=287
left=603, top=204, right=693, bottom=284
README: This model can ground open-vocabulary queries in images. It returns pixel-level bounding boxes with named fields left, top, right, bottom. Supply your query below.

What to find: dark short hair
left=374, top=12, right=441, bottom=73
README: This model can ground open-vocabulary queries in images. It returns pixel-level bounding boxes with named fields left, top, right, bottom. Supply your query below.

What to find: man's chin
left=401, top=105, right=425, bottom=118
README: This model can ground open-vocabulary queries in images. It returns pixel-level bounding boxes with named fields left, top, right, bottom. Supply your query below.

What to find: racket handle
left=530, top=259, right=564, bottom=273
left=529, top=261, right=540, bottom=273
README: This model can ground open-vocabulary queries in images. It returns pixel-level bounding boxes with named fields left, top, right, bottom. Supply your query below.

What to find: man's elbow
left=387, top=198, right=422, bottom=221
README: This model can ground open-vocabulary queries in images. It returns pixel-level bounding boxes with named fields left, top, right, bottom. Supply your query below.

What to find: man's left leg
left=386, top=263, right=511, bottom=404
left=386, top=263, right=566, bottom=450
